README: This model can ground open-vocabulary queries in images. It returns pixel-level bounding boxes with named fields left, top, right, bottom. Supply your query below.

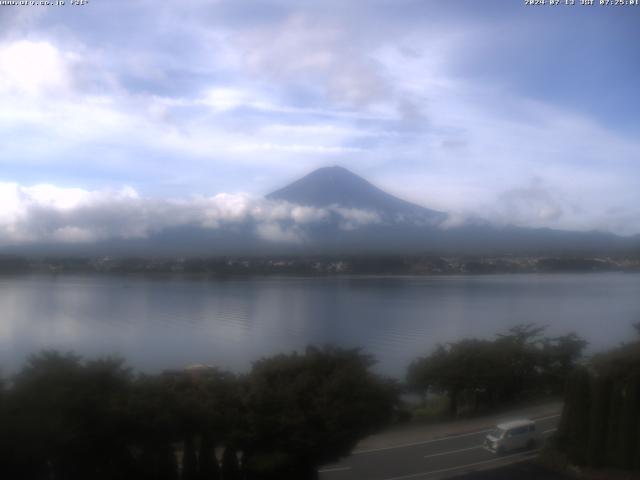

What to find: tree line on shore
left=3, top=323, right=638, bottom=479
left=555, top=323, right=640, bottom=471
left=407, top=324, right=588, bottom=417
left=0, top=347, right=396, bottom=480
left=2, top=254, right=639, bottom=276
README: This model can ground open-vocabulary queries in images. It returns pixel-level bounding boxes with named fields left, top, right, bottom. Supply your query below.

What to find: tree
left=408, top=340, right=499, bottom=416
left=221, top=446, right=241, bottom=480
left=555, top=323, right=640, bottom=471
left=592, top=323, right=640, bottom=382
left=586, top=375, right=611, bottom=467
left=408, top=325, right=587, bottom=418
left=540, top=333, right=588, bottom=394
left=183, top=436, right=198, bottom=480
left=197, top=433, right=221, bottom=480
left=240, top=347, right=397, bottom=479
left=494, top=324, right=545, bottom=400
left=8, top=351, right=135, bottom=480
left=556, top=368, right=591, bottom=464
left=128, top=374, right=183, bottom=480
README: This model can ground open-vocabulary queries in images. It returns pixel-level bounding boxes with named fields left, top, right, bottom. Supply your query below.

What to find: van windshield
left=490, top=428, right=505, bottom=439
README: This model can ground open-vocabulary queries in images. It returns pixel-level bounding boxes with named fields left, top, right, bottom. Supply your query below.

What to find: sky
left=0, top=0, right=639, bottom=245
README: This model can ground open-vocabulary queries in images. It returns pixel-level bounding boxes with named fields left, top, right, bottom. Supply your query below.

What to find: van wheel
left=526, top=439, right=536, bottom=450
left=497, top=446, right=505, bottom=455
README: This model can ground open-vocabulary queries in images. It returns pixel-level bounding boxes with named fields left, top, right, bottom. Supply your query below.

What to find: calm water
left=0, top=273, right=638, bottom=377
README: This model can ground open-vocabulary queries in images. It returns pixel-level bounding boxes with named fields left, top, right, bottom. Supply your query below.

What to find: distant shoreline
left=1, top=254, right=639, bottom=276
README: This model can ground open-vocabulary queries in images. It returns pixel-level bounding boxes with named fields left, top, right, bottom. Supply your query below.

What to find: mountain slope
left=1, top=166, right=636, bottom=257
left=264, top=166, right=633, bottom=255
left=267, top=166, right=445, bottom=223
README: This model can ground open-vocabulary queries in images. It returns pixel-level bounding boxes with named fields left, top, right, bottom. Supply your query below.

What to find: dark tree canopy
left=0, top=347, right=396, bottom=480
left=241, top=346, right=397, bottom=479
left=408, top=325, right=587, bottom=416
left=556, top=323, right=640, bottom=472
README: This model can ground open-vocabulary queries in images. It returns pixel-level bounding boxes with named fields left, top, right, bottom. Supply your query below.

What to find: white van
left=484, top=419, right=539, bottom=454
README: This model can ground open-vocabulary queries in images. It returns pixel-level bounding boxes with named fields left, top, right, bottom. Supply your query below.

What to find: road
left=318, top=413, right=560, bottom=480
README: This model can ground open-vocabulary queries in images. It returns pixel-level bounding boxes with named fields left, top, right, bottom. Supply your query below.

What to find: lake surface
left=0, top=273, right=638, bottom=377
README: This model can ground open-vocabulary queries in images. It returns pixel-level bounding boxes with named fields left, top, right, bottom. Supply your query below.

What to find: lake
left=0, top=273, right=638, bottom=377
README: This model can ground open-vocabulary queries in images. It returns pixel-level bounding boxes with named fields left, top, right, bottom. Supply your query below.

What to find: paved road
left=318, top=413, right=560, bottom=480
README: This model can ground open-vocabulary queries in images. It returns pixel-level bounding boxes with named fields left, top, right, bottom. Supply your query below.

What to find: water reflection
left=0, top=273, right=638, bottom=376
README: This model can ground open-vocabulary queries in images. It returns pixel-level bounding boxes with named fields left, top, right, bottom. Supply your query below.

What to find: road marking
left=543, top=428, right=557, bottom=434
left=318, top=466, right=352, bottom=473
left=423, top=445, right=482, bottom=459
left=353, top=429, right=495, bottom=455
left=536, top=413, right=561, bottom=420
left=352, top=413, right=560, bottom=455
left=382, top=449, right=541, bottom=480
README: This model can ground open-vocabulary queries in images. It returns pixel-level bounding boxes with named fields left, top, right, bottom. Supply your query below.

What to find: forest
left=1, top=324, right=638, bottom=479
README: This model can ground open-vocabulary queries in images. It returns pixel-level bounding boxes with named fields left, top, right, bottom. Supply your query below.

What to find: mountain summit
left=3, top=166, right=633, bottom=257
left=267, top=166, right=445, bottom=222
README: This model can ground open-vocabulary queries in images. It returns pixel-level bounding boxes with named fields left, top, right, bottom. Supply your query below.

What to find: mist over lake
left=1, top=272, right=637, bottom=377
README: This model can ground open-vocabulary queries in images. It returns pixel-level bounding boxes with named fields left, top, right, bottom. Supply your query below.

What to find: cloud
left=438, top=174, right=640, bottom=236
left=256, top=223, right=304, bottom=244
left=496, top=178, right=566, bottom=227
left=0, top=40, right=71, bottom=96
left=332, top=207, right=381, bottom=231
left=235, top=13, right=389, bottom=108
left=0, top=2, right=638, bottom=237
left=0, top=182, right=381, bottom=246
left=0, top=37, right=369, bottom=190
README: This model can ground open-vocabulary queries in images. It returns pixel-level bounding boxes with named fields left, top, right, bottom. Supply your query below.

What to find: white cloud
left=497, top=179, right=565, bottom=226
left=235, top=13, right=390, bottom=108
left=256, top=223, right=304, bottom=244
left=290, top=206, right=328, bottom=223
left=0, top=182, right=383, bottom=245
left=332, top=207, right=381, bottom=231
left=0, top=40, right=70, bottom=96
left=0, top=4, right=638, bottom=238
left=201, top=87, right=249, bottom=112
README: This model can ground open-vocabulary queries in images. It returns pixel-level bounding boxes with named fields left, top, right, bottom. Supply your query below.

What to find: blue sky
left=0, top=0, right=639, bottom=243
